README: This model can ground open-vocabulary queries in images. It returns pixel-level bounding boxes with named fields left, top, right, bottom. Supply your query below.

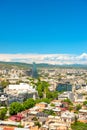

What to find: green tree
left=0, top=80, right=9, bottom=88
left=34, top=121, right=41, bottom=128
left=52, top=91, right=58, bottom=99
left=35, top=99, right=42, bottom=103
left=0, top=108, right=7, bottom=120
left=17, top=124, right=23, bottom=128
left=23, top=98, right=35, bottom=110
left=74, top=115, right=78, bottom=124
left=50, top=103, right=55, bottom=107
left=36, top=80, right=49, bottom=98
left=75, top=104, right=82, bottom=111
left=37, top=84, right=43, bottom=98
left=71, top=121, right=87, bottom=130
left=35, top=98, right=51, bottom=104
left=46, top=90, right=58, bottom=99
left=46, top=90, right=53, bottom=99
left=63, top=98, right=73, bottom=105
left=43, top=109, right=56, bottom=116
left=32, top=117, right=38, bottom=121
left=68, top=106, right=73, bottom=111
left=41, top=98, right=51, bottom=104
left=58, top=74, right=62, bottom=81
left=83, top=100, right=87, bottom=106
left=9, top=102, right=23, bottom=115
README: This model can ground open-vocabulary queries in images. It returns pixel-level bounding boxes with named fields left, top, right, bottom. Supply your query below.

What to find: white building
left=0, top=95, right=8, bottom=105
left=58, top=91, right=75, bottom=102
left=5, top=83, right=37, bottom=94
left=61, top=111, right=75, bottom=124
left=8, top=83, right=35, bottom=91
left=4, top=83, right=38, bottom=103
left=84, top=85, right=87, bottom=91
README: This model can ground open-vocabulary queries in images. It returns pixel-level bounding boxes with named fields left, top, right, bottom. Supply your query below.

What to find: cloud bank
left=0, top=53, right=87, bottom=65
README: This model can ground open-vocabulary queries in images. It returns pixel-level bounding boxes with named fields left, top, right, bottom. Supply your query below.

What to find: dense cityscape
left=0, top=63, right=87, bottom=130
left=0, top=0, right=87, bottom=129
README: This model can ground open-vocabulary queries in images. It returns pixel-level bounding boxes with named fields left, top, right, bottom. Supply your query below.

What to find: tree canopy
left=23, top=98, right=35, bottom=110
left=36, top=80, right=58, bottom=100
left=0, top=80, right=9, bottom=88
left=71, top=121, right=87, bottom=130
left=0, top=108, right=7, bottom=120
left=36, top=80, right=50, bottom=98
left=9, top=102, right=23, bottom=115
left=63, top=98, right=73, bottom=105
left=83, top=100, right=87, bottom=106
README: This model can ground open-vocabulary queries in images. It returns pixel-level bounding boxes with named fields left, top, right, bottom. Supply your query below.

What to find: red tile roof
left=3, top=126, right=15, bottom=130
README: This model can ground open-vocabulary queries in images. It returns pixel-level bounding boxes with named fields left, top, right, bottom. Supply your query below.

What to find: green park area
left=71, top=121, right=87, bottom=130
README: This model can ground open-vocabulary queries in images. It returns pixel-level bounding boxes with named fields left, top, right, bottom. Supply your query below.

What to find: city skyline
left=0, top=0, right=87, bottom=54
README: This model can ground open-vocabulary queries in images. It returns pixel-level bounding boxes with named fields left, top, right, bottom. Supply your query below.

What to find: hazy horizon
left=0, top=53, right=87, bottom=65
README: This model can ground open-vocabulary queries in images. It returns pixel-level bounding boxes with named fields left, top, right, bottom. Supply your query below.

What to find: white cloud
left=0, top=53, right=87, bottom=65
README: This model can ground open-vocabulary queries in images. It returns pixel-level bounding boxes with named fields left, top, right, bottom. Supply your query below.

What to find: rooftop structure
left=5, top=83, right=36, bottom=93
left=56, top=83, right=72, bottom=92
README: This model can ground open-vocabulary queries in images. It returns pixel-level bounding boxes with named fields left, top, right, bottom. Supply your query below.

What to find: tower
left=32, top=62, right=38, bottom=78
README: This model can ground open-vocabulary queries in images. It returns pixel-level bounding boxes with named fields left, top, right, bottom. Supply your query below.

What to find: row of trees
left=0, top=90, right=58, bottom=118
left=9, top=97, right=56, bottom=115
left=9, top=98, right=35, bottom=115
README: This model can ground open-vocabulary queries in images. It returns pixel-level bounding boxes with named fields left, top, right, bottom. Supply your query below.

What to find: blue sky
left=0, top=0, right=87, bottom=54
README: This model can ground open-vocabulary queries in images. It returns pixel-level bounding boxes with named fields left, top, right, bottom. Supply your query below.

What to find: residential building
left=58, top=91, right=75, bottom=102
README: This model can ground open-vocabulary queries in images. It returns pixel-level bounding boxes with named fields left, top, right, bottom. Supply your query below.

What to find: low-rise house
left=29, top=106, right=40, bottom=112
left=61, top=111, right=75, bottom=125
left=43, top=116, right=68, bottom=130
left=52, top=108, right=61, bottom=116
left=0, top=95, right=8, bottom=106
left=60, top=102, right=69, bottom=111
left=9, top=114, right=23, bottom=122
left=58, top=91, right=75, bottom=102
left=36, top=102, right=48, bottom=111
left=21, top=117, right=34, bottom=128
left=0, top=121, right=20, bottom=126
left=78, top=109, right=87, bottom=123
left=36, top=112, right=48, bottom=118
left=50, top=100, right=62, bottom=107
left=48, top=123, right=68, bottom=130
left=0, top=127, right=30, bottom=130
left=0, top=126, right=39, bottom=130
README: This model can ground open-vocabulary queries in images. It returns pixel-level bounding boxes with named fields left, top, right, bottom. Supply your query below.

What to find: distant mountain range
left=0, top=61, right=87, bottom=69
